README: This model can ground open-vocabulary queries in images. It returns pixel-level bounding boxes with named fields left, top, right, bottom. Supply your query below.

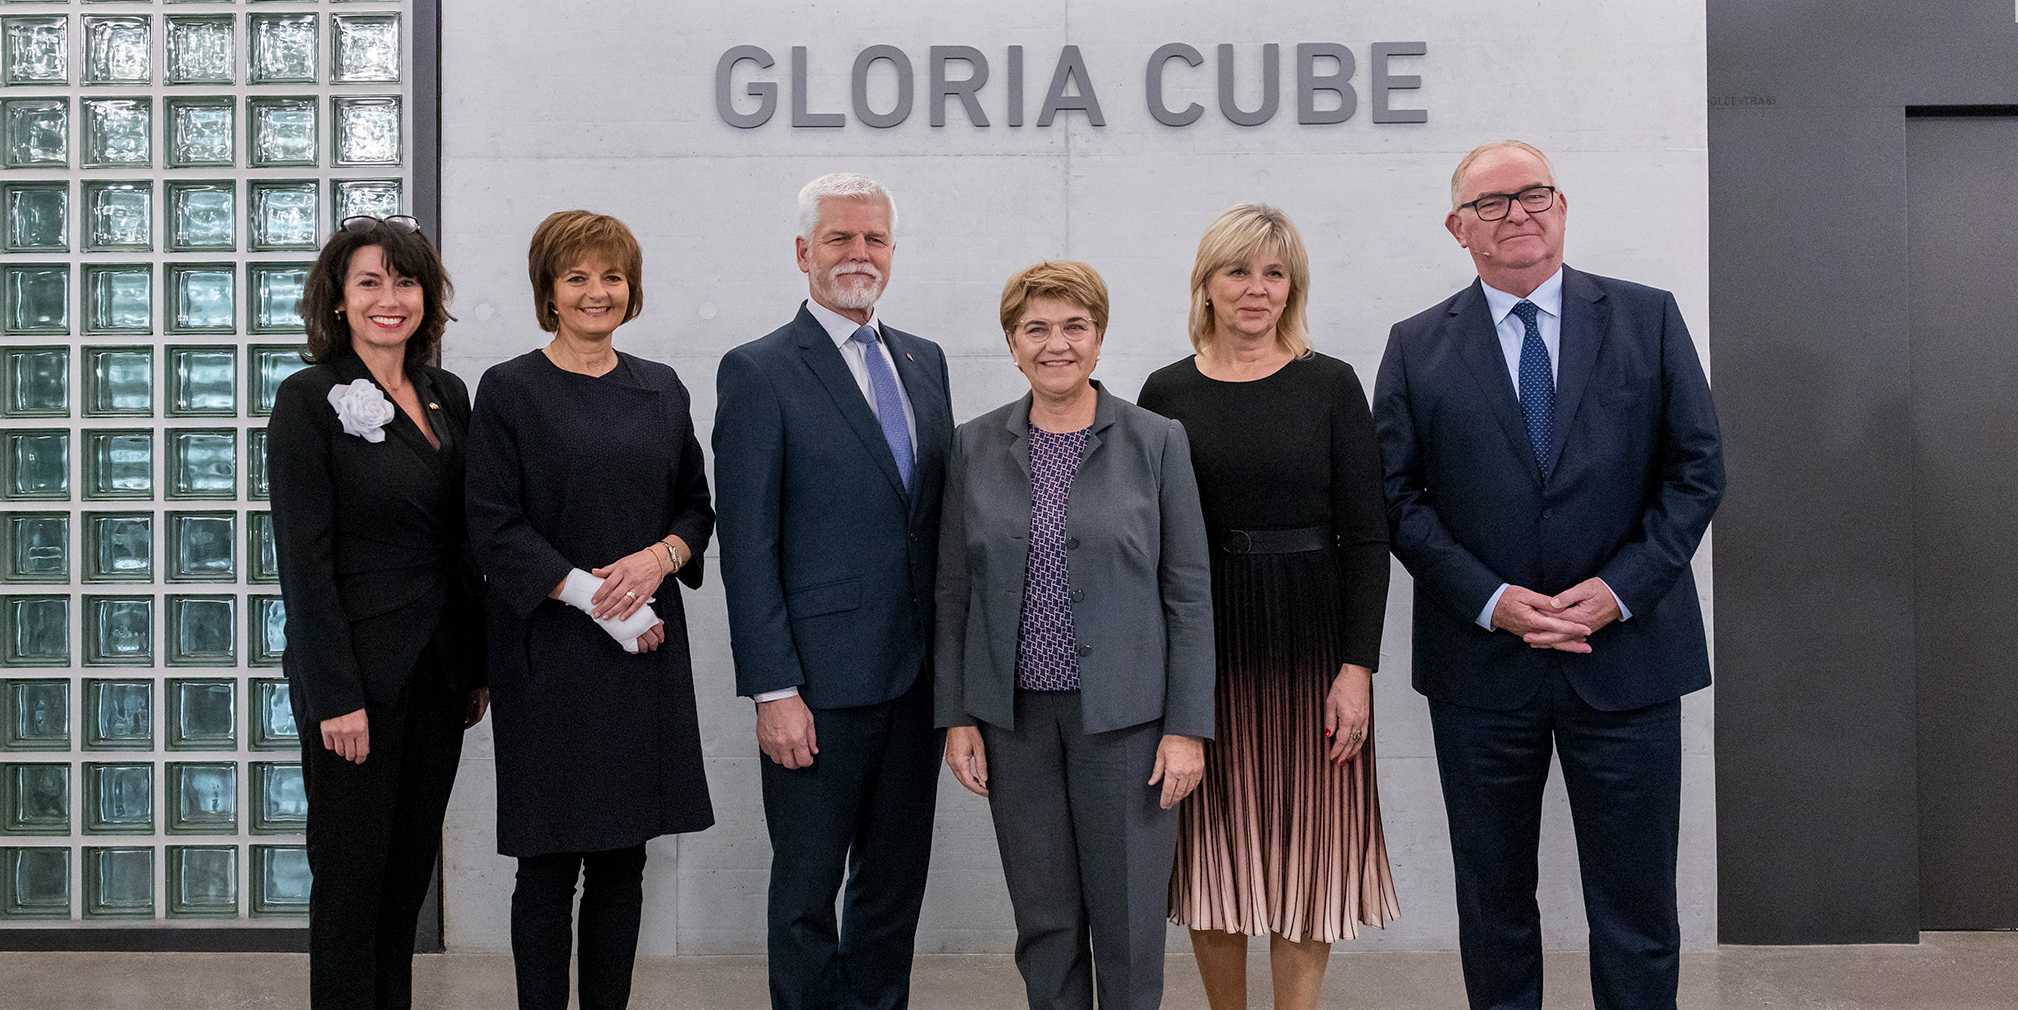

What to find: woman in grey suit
left=936, top=260, right=1216, bottom=1010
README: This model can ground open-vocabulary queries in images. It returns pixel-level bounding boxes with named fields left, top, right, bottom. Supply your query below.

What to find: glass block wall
left=0, top=0, right=413, bottom=930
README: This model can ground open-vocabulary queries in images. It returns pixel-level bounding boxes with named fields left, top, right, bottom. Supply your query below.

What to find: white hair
left=797, top=172, right=898, bottom=240
left=1449, top=139, right=1556, bottom=209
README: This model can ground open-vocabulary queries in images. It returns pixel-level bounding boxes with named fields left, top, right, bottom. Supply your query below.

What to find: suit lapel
left=333, top=353, right=442, bottom=469
left=885, top=326, right=945, bottom=520
left=1448, top=282, right=1542, bottom=488
left=794, top=308, right=908, bottom=500
left=1548, top=266, right=1611, bottom=476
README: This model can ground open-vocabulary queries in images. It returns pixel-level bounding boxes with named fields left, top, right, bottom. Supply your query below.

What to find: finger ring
left=624, top=591, right=637, bottom=600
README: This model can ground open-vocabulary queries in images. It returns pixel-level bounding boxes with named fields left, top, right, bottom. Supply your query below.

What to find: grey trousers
left=980, top=690, right=1178, bottom=1010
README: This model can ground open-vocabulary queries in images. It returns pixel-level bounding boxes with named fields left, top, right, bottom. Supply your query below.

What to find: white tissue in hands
left=559, top=569, right=659, bottom=653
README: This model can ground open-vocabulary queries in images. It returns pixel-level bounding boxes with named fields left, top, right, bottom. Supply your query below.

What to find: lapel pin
left=428, top=402, right=440, bottom=409
left=905, top=352, right=914, bottom=361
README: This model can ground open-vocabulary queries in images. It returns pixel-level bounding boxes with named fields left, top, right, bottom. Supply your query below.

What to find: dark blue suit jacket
left=714, top=305, right=953, bottom=709
left=1372, top=266, right=1724, bottom=712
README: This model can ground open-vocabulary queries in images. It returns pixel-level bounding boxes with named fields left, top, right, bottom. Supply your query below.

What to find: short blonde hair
left=527, top=210, right=644, bottom=332
left=999, top=260, right=1110, bottom=336
left=1449, top=140, right=1555, bottom=208
left=1187, top=203, right=1311, bottom=357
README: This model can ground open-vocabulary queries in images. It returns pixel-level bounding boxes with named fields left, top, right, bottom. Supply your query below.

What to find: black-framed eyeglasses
left=339, top=214, right=422, bottom=234
left=1457, top=185, right=1557, bottom=222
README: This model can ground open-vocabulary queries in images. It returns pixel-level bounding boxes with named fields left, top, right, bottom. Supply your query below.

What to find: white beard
left=819, top=266, right=884, bottom=311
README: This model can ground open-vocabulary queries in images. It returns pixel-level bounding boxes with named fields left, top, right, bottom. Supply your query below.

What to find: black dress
left=465, top=349, right=716, bottom=856
left=1138, top=352, right=1399, bottom=942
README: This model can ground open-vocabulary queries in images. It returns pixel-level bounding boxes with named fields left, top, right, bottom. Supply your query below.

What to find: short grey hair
left=797, top=172, right=898, bottom=240
left=1449, top=140, right=1555, bottom=209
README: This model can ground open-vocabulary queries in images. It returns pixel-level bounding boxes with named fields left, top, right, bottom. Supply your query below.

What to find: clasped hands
left=944, top=726, right=1206, bottom=810
left=1492, top=577, right=1622, bottom=653
left=553, top=537, right=690, bottom=654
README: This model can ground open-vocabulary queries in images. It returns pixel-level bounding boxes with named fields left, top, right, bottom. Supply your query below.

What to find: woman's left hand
left=634, top=621, right=665, bottom=653
left=1149, top=734, right=1206, bottom=810
left=1325, top=663, right=1373, bottom=764
left=590, top=547, right=666, bottom=620
left=464, top=688, right=489, bottom=729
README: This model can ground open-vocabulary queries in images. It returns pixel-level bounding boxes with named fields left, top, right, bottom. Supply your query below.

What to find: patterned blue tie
left=850, top=324, right=915, bottom=492
left=1512, top=300, right=1555, bottom=476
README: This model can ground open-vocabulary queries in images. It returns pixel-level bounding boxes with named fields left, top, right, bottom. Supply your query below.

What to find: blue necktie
left=850, top=324, right=915, bottom=491
left=1512, top=300, right=1555, bottom=476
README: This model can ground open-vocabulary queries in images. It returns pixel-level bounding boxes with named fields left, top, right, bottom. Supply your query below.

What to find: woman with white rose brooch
left=268, top=214, right=491, bottom=1009
left=463, top=210, right=716, bottom=1010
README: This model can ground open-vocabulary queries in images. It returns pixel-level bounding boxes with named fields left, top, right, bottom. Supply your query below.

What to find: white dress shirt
left=754, top=299, right=920, bottom=704
left=1471, top=268, right=1632, bottom=630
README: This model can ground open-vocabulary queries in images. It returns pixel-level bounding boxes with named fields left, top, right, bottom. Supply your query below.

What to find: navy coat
left=713, top=305, right=953, bottom=709
left=1372, top=266, right=1725, bottom=712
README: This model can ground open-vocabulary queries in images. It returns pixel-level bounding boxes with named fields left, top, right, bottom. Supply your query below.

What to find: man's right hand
left=1492, top=585, right=1594, bottom=654
left=320, top=708, right=370, bottom=764
left=944, top=726, right=989, bottom=797
left=756, top=694, right=819, bottom=769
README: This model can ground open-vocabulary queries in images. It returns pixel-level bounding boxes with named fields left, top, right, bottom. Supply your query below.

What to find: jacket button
left=1069, top=588, right=1085, bottom=603
left=1075, top=644, right=1092, bottom=657
left=1542, top=509, right=1553, bottom=519
left=1066, top=537, right=1081, bottom=550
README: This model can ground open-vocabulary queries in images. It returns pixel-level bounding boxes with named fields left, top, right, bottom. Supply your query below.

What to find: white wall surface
left=436, top=0, right=1714, bottom=955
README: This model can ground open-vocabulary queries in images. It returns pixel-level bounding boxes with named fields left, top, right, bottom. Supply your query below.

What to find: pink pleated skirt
left=1168, top=550, right=1401, bottom=943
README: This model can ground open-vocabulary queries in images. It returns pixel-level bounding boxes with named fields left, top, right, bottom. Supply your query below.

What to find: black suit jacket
left=714, top=305, right=953, bottom=708
left=268, top=352, right=486, bottom=723
left=1372, top=266, right=1724, bottom=712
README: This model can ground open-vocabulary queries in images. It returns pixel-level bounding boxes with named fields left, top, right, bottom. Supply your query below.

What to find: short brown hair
left=1187, top=203, right=1311, bottom=357
left=527, top=210, right=645, bottom=332
left=301, top=218, right=455, bottom=367
left=999, top=260, right=1110, bottom=337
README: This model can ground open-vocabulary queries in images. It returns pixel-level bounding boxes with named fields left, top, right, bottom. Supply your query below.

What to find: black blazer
left=1372, top=266, right=1725, bottom=712
left=269, top=352, right=486, bottom=724
left=713, top=305, right=953, bottom=708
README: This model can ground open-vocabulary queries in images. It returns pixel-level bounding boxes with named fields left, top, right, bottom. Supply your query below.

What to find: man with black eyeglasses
left=1372, top=140, right=1725, bottom=1010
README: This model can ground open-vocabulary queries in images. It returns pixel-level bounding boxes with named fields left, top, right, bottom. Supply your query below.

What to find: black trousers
left=1429, top=665, right=1683, bottom=1010
left=295, top=667, right=467, bottom=1010
left=511, top=845, right=650, bottom=1010
left=762, top=681, right=942, bottom=1010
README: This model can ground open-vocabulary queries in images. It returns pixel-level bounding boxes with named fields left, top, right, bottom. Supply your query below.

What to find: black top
left=1138, top=351, right=1389, bottom=669
left=465, top=348, right=716, bottom=856
left=268, top=352, right=486, bottom=724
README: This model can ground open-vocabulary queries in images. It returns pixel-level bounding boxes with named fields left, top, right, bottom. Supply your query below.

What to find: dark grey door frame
left=1709, top=4, right=2018, bottom=944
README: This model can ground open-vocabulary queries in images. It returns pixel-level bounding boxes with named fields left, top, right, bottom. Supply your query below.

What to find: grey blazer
left=934, top=382, right=1216, bottom=738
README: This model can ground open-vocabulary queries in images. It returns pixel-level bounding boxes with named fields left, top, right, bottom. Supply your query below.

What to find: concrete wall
left=434, top=0, right=1714, bottom=954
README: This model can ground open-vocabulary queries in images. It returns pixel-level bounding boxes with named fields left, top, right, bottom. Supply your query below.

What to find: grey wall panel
left=1709, top=2, right=2018, bottom=943
left=1707, top=107, right=1920, bottom=944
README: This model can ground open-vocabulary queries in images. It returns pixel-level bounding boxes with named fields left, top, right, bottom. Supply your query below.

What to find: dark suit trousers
left=979, top=691, right=1176, bottom=1010
left=763, top=680, right=941, bottom=1010
left=510, top=844, right=650, bottom=1010
left=1429, top=666, right=1682, bottom=1010
left=294, top=658, right=466, bottom=1010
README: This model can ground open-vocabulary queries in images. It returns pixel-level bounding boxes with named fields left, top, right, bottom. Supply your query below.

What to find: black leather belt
left=1213, top=525, right=1331, bottom=555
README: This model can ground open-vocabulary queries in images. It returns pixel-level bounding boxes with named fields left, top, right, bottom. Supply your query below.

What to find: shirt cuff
left=1477, top=583, right=1510, bottom=631
left=1597, top=577, right=1632, bottom=621
left=752, top=687, right=800, bottom=703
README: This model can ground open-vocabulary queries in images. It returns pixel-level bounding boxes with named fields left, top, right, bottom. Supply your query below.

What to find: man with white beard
left=714, top=173, right=955, bottom=1010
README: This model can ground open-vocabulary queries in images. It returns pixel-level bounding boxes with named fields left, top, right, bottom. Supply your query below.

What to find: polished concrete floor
left=1, top=932, right=2014, bottom=1008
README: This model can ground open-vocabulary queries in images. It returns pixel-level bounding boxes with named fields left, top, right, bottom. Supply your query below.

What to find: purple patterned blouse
left=1014, top=425, right=1090, bottom=691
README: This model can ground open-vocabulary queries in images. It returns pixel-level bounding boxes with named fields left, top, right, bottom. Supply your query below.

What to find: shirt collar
left=1479, top=266, right=1565, bottom=326
left=804, top=298, right=881, bottom=348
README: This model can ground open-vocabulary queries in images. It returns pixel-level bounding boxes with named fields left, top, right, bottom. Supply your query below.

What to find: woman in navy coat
left=464, top=210, right=715, bottom=1010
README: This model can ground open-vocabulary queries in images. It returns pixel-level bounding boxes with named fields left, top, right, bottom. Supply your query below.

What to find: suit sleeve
left=1330, top=365, right=1390, bottom=670
left=267, top=376, right=367, bottom=722
left=1595, top=292, right=1725, bottom=611
left=932, top=430, right=975, bottom=728
left=1374, top=324, right=1509, bottom=623
left=665, top=373, right=715, bottom=592
left=438, top=368, right=489, bottom=689
left=463, top=369, right=574, bottom=620
left=712, top=349, right=807, bottom=697
left=1156, top=418, right=1216, bottom=740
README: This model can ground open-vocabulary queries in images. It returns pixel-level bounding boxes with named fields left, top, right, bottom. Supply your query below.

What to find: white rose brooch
left=327, top=378, right=396, bottom=443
